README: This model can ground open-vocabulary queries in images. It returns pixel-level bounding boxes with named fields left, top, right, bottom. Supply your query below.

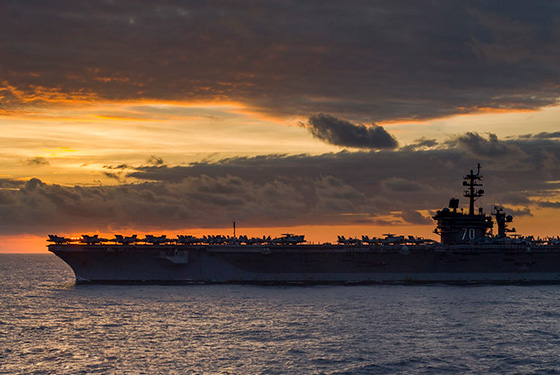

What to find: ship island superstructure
left=49, top=166, right=560, bottom=284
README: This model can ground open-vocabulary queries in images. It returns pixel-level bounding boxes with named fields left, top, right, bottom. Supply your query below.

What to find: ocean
left=1, top=254, right=560, bottom=374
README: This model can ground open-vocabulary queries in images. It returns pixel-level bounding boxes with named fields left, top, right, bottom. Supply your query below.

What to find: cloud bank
left=1, top=1, right=560, bottom=121
left=305, top=114, right=398, bottom=149
left=1, top=132, right=559, bottom=235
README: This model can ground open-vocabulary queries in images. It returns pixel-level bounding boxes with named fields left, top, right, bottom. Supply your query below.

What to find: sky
left=1, top=0, right=560, bottom=252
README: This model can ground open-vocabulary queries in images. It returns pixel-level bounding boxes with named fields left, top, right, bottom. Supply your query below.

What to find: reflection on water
left=1, top=254, right=560, bottom=374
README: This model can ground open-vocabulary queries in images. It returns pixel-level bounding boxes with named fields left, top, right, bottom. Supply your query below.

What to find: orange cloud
left=457, top=106, right=538, bottom=114
left=1, top=81, right=99, bottom=105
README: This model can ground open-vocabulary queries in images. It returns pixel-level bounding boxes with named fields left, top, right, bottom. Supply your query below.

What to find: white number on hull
left=462, top=228, right=476, bottom=241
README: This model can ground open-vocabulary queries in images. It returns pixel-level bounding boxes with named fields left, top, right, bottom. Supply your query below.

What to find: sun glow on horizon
left=0, top=223, right=438, bottom=253
left=3, top=205, right=560, bottom=254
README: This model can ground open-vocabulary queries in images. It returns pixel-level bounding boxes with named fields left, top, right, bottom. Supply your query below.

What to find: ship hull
left=49, top=244, right=560, bottom=284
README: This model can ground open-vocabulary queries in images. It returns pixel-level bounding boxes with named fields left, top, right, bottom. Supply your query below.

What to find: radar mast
left=463, top=163, right=484, bottom=215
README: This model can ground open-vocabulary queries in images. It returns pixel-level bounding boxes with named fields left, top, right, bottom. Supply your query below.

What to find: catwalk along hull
left=49, top=244, right=560, bottom=284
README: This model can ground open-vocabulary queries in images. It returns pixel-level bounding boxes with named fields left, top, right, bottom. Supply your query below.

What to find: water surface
left=1, top=254, right=560, bottom=374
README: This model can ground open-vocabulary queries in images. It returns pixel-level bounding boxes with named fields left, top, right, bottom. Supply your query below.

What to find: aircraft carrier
left=48, top=165, right=560, bottom=284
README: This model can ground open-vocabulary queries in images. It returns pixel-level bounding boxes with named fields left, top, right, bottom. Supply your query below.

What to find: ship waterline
left=49, top=243, right=560, bottom=284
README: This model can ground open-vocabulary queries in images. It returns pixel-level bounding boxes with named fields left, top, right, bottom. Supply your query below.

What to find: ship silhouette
left=49, top=165, right=560, bottom=284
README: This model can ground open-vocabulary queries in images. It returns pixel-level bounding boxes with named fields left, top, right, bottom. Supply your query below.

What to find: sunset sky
left=2, top=1, right=560, bottom=252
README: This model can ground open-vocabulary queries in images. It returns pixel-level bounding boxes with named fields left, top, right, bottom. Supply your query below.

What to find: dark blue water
left=1, top=254, right=560, bottom=374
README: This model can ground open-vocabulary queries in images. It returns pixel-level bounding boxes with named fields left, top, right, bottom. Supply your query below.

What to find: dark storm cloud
left=3, top=132, right=559, bottom=236
left=0, top=174, right=364, bottom=235
left=2, top=1, right=560, bottom=120
left=0, top=179, right=24, bottom=189
left=401, top=138, right=440, bottom=151
left=446, top=132, right=523, bottom=158
left=538, top=201, right=560, bottom=208
left=125, top=132, right=560, bottom=221
left=517, top=132, right=560, bottom=140
left=502, top=207, right=532, bottom=217
left=381, top=178, right=430, bottom=193
left=400, top=210, right=432, bottom=225
left=304, top=114, right=398, bottom=149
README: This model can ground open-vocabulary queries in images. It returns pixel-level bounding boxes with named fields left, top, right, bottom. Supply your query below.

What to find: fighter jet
left=247, top=236, right=270, bottom=245
left=362, top=235, right=380, bottom=245
left=47, top=234, right=70, bottom=244
left=337, top=236, right=361, bottom=245
left=272, top=234, right=305, bottom=245
left=143, top=235, right=167, bottom=244
left=381, top=234, right=406, bottom=245
left=114, top=234, right=138, bottom=245
left=81, top=234, right=108, bottom=244
left=176, top=235, right=201, bottom=244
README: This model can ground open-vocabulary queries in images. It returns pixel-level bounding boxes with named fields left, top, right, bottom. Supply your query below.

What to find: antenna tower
left=463, top=163, right=484, bottom=215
